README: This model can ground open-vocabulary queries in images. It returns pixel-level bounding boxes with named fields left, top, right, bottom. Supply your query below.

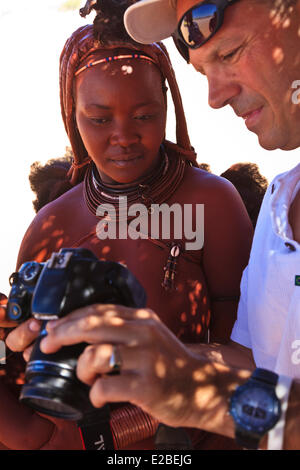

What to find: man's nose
left=207, top=73, right=241, bottom=109
left=110, top=119, right=140, bottom=147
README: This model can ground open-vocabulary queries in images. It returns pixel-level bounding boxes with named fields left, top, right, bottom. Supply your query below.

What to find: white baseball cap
left=124, top=0, right=178, bottom=44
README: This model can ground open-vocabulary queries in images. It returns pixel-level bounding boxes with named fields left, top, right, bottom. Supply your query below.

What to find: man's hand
left=39, top=304, right=207, bottom=428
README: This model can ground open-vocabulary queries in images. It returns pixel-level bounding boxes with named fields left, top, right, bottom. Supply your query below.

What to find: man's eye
left=221, top=47, right=241, bottom=62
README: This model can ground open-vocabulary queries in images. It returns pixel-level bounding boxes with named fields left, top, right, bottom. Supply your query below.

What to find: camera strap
left=77, top=404, right=115, bottom=450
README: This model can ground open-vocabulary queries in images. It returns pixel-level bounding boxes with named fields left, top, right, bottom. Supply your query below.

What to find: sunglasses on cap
left=172, top=0, right=239, bottom=62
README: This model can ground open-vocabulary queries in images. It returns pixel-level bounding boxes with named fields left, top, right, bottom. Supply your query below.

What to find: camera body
left=7, top=248, right=146, bottom=420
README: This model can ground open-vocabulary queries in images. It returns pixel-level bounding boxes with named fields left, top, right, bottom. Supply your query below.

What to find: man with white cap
left=123, top=0, right=300, bottom=448
left=124, top=0, right=300, bottom=371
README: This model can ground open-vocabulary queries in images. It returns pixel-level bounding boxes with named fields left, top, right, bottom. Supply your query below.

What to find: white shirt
left=231, top=162, right=300, bottom=377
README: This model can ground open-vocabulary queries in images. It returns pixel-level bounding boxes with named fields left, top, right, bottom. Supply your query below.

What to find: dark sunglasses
left=172, top=0, right=239, bottom=62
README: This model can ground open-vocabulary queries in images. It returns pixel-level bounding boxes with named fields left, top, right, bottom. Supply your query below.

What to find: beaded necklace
left=83, top=148, right=187, bottom=291
left=83, top=149, right=186, bottom=219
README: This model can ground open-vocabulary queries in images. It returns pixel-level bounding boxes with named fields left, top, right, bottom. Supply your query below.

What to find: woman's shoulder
left=179, top=164, right=253, bottom=230
left=31, top=183, right=84, bottom=229
left=181, top=165, right=241, bottom=203
left=16, top=184, right=85, bottom=267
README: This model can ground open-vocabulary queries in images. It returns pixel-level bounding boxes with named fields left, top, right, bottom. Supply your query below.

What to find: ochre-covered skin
left=0, top=160, right=252, bottom=450
left=0, top=16, right=253, bottom=450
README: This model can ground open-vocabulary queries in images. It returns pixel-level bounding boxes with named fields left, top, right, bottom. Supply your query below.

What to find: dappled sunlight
left=135, top=309, right=152, bottom=319
left=188, top=280, right=202, bottom=316
left=267, top=0, right=300, bottom=88
left=188, top=364, right=252, bottom=434
left=174, top=358, right=187, bottom=369
left=180, top=312, right=187, bottom=323
left=16, top=213, right=212, bottom=345
left=109, top=317, right=125, bottom=326
left=155, top=360, right=167, bottom=379
left=95, top=343, right=111, bottom=359
left=79, top=313, right=124, bottom=330
left=272, top=47, right=284, bottom=64
left=52, top=229, right=65, bottom=237
left=34, top=248, right=50, bottom=264
left=164, top=393, right=185, bottom=411
left=121, top=352, right=253, bottom=436
left=193, top=367, right=208, bottom=383
left=282, top=17, right=292, bottom=29
left=269, top=0, right=297, bottom=27
left=101, top=245, right=111, bottom=255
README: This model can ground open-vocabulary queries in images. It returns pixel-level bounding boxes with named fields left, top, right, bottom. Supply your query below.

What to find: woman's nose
left=109, top=119, right=140, bottom=147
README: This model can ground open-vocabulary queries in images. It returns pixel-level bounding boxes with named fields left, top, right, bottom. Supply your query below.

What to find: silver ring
left=108, top=345, right=122, bottom=374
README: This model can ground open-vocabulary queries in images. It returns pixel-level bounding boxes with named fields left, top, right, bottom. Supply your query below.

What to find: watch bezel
left=230, top=381, right=281, bottom=435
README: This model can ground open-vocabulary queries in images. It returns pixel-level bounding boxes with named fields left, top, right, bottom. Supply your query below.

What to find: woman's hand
left=39, top=304, right=204, bottom=428
left=0, top=293, right=42, bottom=360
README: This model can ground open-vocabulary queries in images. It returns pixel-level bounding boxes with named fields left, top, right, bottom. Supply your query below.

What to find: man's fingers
left=40, top=315, right=143, bottom=354
left=23, top=344, right=34, bottom=362
left=89, top=373, right=143, bottom=409
left=5, top=319, right=42, bottom=352
left=45, top=305, right=154, bottom=330
left=77, top=343, right=139, bottom=385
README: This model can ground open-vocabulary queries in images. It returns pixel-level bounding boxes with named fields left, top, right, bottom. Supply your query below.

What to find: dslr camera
left=7, top=248, right=146, bottom=420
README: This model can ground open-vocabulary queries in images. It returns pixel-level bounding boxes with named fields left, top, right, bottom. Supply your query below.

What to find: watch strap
left=252, top=368, right=278, bottom=386
left=267, top=374, right=293, bottom=450
left=231, top=368, right=280, bottom=450
left=235, top=428, right=261, bottom=450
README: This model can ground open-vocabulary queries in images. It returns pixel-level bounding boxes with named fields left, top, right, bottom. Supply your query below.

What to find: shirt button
left=271, top=184, right=275, bottom=194
left=285, top=242, right=296, bottom=251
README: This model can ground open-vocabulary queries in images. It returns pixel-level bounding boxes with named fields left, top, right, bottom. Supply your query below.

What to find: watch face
left=230, top=383, right=281, bottom=434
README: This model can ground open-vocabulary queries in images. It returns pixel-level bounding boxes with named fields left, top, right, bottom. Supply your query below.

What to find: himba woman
left=0, top=0, right=253, bottom=450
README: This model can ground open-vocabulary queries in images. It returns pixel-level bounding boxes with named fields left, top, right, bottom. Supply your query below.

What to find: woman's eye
left=90, top=117, right=110, bottom=124
left=134, top=114, right=153, bottom=121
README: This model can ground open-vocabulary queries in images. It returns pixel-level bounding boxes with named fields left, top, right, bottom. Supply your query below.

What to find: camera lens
left=20, top=324, right=91, bottom=420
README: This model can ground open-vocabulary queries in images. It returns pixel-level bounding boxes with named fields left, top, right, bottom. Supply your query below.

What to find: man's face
left=177, top=0, right=300, bottom=150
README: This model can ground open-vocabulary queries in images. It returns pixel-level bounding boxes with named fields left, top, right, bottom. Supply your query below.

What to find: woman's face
left=75, top=54, right=167, bottom=184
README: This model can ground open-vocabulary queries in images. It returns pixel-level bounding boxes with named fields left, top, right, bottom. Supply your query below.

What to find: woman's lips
left=108, top=154, right=143, bottom=167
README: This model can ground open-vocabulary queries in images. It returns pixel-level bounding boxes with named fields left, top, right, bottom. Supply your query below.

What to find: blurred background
left=0, top=0, right=298, bottom=294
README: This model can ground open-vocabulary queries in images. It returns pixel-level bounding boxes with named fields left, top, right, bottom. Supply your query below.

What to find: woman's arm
left=202, top=176, right=253, bottom=342
left=0, top=208, right=83, bottom=450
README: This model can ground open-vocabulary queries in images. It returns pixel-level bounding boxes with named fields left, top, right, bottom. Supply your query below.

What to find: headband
left=59, top=25, right=197, bottom=184
left=75, top=53, right=157, bottom=76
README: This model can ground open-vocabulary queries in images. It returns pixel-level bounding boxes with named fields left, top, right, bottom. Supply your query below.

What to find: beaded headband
left=75, top=53, right=157, bottom=76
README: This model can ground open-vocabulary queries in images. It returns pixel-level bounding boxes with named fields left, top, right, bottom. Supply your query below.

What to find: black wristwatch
left=229, top=368, right=281, bottom=449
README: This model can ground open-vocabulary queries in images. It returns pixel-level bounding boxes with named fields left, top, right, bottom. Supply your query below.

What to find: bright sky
left=0, top=0, right=299, bottom=294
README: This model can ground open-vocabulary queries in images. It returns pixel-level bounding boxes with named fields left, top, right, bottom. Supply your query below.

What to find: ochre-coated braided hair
left=59, top=0, right=198, bottom=185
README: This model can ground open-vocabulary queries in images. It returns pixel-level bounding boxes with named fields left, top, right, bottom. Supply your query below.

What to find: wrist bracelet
left=267, top=374, right=293, bottom=450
